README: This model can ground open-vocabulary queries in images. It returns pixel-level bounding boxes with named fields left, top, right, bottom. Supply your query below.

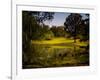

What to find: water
left=23, top=44, right=89, bottom=69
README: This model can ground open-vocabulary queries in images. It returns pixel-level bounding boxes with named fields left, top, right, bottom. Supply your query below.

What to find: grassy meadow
left=31, top=37, right=88, bottom=46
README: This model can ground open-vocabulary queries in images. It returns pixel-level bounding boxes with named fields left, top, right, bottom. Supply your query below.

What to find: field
left=23, top=37, right=89, bottom=68
left=31, top=37, right=88, bottom=46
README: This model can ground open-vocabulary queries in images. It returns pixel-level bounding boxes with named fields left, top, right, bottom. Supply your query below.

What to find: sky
left=44, top=12, right=88, bottom=27
left=44, top=12, right=70, bottom=27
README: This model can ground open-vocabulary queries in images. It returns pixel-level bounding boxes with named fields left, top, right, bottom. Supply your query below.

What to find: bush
left=77, top=35, right=89, bottom=42
left=42, top=31, right=54, bottom=40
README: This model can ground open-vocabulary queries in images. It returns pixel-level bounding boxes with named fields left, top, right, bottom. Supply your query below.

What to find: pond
left=22, top=44, right=89, bottom=69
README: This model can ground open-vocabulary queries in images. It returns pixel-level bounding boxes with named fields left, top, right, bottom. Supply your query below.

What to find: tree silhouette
left=64, top=13, right=82, bottom=42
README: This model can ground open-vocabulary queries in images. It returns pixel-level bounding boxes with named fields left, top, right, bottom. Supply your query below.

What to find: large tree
left=64, top=13, right=82, bottom=42
left=64, top=13, right=89, bottom=42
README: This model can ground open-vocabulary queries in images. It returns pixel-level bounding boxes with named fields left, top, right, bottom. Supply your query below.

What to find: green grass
left=31, top=37, right=88, bottom=47
left=32, top=37, right=74, bottom=44
left=51, top=45, right=74, bottom=49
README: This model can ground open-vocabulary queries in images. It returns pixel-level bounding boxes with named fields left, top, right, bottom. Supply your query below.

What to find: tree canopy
left=64, top=13, right=89, bottom=42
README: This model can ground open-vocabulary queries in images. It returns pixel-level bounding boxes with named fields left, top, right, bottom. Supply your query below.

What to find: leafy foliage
left=64, top=13, right=89, bottom=41
left=51, top=26, right=67, bottom=37
left=22, top=11, right=54, bottom=52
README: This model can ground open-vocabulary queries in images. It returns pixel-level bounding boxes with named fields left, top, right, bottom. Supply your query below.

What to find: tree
left=31, top=11, right=54, bottom=25
left=64, top=13, right=89, bottom=42
left=64, top=13, right=82, bottom=42
left=50, top=26, right=67, bottom=37
left=22, top=11, right=54, bottom=52
left=38, top=25, right=54, bottom=40
left=77, top=14, right=89, bottom=41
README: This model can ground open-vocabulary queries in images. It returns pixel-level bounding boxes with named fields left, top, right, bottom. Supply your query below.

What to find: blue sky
left=44, top=12, right=88, bottom=27
left=44, top=12, right=70, bottom=27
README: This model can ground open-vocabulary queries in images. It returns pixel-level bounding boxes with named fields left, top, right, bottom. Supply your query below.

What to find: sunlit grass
left=31, top=37, right=88, bottom=47
left=32, top=37, right=74, bottom=44
left=51, top=45, right=74, bottom=49
left=75, top=40, right=88, bottom=46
